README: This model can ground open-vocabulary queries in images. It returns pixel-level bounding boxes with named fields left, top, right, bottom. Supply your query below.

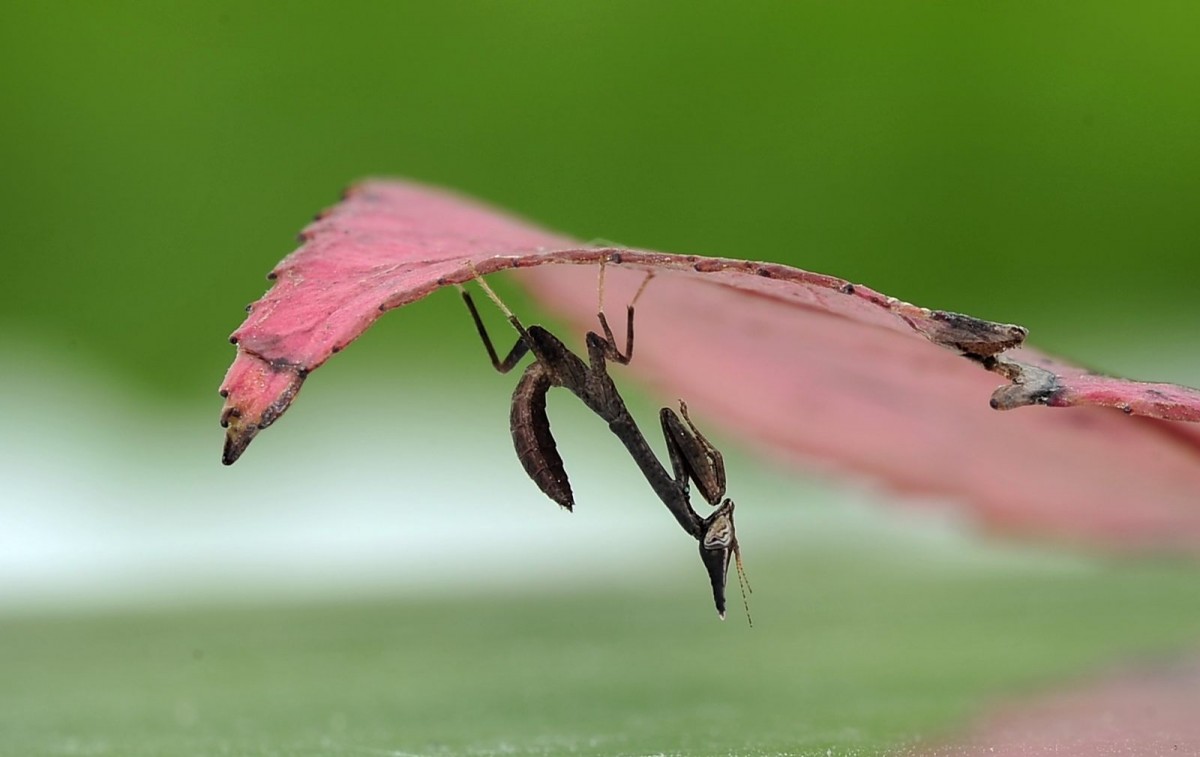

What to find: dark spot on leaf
left=840, top=283, right=856, bottom=295
left=267, top=357, right=303, bottom=372
left=757, top=267, right=773, bottom=278
left=219, top=389, right=229, bottom=398
left=988, top=359, right=1061, bottom=410
left=611, top=252, right=623, bottom=264
left=229, top=336, right=239, bottom=345
left=267, top=271, right=277, bottom=281
left=332, top=345, right=341, bottom=353
left=924, top=311, right=1027, bottom=357
left=244, top=303, right=254, bottom=313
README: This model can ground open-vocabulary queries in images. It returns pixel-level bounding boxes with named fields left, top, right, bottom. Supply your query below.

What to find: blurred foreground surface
left=4, top=547, right=1200, bottom=757
left=4, top=346, right=1200, bottom=756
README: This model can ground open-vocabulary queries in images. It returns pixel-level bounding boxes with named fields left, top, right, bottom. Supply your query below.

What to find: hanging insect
left=457, top=261, right=751, bottom=621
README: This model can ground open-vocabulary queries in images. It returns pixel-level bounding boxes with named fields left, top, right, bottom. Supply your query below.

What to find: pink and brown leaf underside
left=220, top=180, right=1200, bottom=550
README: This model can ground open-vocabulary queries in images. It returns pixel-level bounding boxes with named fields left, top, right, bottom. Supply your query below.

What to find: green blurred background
left=3, top=1, right=1199, bottom=396
left=2, top=3, right=1199, bottom=755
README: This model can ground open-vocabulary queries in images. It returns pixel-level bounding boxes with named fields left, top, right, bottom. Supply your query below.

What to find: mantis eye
left=702, top=512, right=734, bottom=550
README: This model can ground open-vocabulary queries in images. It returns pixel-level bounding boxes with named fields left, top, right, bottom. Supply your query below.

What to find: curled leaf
left=220, top=179, right=1200, bottom=549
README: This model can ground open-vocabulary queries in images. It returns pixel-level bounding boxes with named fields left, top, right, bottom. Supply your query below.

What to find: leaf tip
left=217, top=352, right=307, bottom=465
left=222, top=421, right=258, bottom=465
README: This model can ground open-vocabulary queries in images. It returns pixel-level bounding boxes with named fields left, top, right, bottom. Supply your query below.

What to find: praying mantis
left=458, top=262, right=750, bottom=622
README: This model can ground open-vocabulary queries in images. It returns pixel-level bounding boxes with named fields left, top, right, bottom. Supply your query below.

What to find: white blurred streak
left=0, top=342, right=1089, bottom=613
left=0, top=341, right=728, bottom=611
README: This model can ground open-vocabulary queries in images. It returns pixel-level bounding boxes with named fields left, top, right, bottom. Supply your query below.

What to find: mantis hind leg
left=460, top=287, right=529, bottom=373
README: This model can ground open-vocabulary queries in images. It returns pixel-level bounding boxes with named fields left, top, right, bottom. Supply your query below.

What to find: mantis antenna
left=463, top=261, right=518, bottom=322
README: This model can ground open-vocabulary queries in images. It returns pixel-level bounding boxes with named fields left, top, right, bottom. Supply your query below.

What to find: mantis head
left=698, top=499, right=752, bottom=623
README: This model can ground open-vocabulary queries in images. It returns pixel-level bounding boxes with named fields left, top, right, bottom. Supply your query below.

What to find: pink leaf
left=219, top=179, right=1200, bottom=550
left=912, top=654, right=1200, bottom=755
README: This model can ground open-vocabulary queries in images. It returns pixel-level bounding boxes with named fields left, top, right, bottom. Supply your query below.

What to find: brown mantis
left=458, top=262, right=750, bottom=621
